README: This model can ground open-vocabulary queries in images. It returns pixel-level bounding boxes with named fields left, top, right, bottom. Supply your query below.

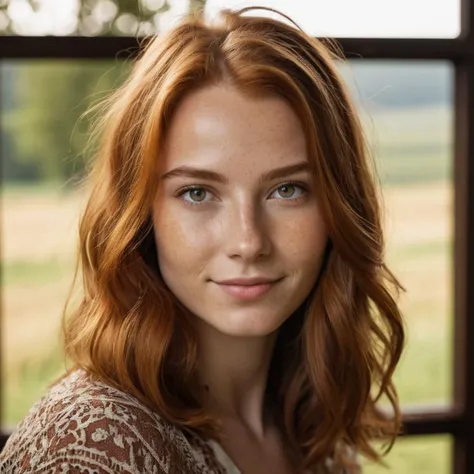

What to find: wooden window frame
left=1, top=2, right=473, bottom=471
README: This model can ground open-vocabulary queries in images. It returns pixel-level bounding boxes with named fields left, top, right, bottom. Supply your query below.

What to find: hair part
left=61, top=6, right=405, bottom=472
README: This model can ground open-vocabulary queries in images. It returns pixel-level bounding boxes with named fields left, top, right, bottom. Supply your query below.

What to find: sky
left=3, top=0, right=461, bottom=38
left=205, top=0, right=461, bottom=38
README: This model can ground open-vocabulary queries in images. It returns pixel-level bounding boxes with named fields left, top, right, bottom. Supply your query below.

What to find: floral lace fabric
left=0, top=369, right=357, bottom=473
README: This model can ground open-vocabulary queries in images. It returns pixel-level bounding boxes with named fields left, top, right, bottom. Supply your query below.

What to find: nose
left=224, top=199, right=272, bottom=261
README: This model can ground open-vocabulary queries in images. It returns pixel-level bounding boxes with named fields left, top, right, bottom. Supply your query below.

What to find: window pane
left=340, top=60, right=453, bottom=406
left=363, top=435, right=452, bottom=474
left=1, top=60, right=454, bottom=424
left=0, top=59, right=128, bottom=428
left=1, top=0, right=461, bottom=38
left=205, top=1, right=461, bottom=38
left=0, top=0, right=190, bottom=36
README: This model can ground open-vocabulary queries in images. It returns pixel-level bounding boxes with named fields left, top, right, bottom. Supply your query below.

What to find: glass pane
left=0, top=0, right=461, bottom=38
left=0, top=0, right=190, bottom=36
left=340, top=60, right=453, bottom=406
left=363, top=435, right=452, bottom=474
left=0, top=59, right=128, bottom=428
left=205, top=0, right=461, bottom=38
left=1, top=61, right=454, bottom=422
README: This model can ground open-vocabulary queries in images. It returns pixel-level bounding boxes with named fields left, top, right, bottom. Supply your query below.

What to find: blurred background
left=0, top=0, right=460, bottom=472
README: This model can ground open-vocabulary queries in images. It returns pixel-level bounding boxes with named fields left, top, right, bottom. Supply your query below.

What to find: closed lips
left=216, top=277, right=281, bottom=285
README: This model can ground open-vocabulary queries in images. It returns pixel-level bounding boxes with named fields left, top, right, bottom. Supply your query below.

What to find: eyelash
left=176, top=181, right=309, bottom=208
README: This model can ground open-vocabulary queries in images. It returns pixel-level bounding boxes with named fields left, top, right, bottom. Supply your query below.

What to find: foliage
left=0, top=0, right=171, bottom=36
left=0, top=0, right=207, bottom=35
left=4, top=60, right=131, bottom=182
left=1, top=0, right=208, bottom=182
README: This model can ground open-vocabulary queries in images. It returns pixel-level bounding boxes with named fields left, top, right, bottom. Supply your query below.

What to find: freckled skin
left=153, top=83, right=328, bottom=337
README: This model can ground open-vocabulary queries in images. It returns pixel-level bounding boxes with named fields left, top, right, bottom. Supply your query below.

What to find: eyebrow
left=160, top=161, right=310, bottom=184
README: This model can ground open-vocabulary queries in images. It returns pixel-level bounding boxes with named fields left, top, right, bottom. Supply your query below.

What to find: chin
left=207, top=310, right=286, bottom=338
left=219, top=326, right=276, bottom=338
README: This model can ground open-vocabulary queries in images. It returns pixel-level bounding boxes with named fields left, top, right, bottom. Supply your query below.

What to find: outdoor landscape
left=1, top=59, right=454, bottom=472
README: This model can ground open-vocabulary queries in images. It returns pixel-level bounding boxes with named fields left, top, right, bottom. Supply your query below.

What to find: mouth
left=213, top=278, right=282, bottom=300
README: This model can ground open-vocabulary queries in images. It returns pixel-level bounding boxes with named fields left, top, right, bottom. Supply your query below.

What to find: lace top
left=0, top=369, right=357, bottom=473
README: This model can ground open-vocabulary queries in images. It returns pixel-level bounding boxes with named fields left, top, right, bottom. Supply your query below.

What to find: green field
left=0, top=182, right=453, bottom=473
left=0, top=104, right=454, bottom=472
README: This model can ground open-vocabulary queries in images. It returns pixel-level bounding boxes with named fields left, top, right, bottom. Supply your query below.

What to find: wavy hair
left=61, top=6, right=405, bottom=472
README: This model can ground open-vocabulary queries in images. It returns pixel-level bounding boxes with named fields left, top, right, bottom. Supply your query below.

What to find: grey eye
left=188, top=188, right=207, bottom=202
left=276, top=184, right=296, bottom=198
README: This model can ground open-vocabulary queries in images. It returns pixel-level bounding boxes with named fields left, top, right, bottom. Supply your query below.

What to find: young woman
left=0, top=6, right=405, bottom=474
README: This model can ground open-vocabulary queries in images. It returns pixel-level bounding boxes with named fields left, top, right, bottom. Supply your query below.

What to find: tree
left=2, top=0, right=207, bottom=183
left=1, top=0, right=170, bottom=36
left=5, top=60, right=131, bottom=182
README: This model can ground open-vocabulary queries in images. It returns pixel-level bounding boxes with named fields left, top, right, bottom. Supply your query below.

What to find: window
left=1, top=1, right=474, bottom=472
left=364, top=435, right=452, bottom=474
left=342, top=61, right=454, bottom=408
left=0, top=0, right=190, bottom=36
left=1, top=59, right=128, bottom=429
left=206, top=0, right=461, bottom=38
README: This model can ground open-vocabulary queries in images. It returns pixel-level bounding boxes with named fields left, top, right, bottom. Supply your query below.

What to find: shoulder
left=0, top=369, right=194, bottom=474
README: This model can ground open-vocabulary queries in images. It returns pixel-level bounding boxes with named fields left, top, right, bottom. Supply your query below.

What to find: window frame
left=1, top=2, right=473, bottom=471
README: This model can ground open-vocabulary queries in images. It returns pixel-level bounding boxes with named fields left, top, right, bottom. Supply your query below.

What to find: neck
left=195, top=320, right=278, bottom=438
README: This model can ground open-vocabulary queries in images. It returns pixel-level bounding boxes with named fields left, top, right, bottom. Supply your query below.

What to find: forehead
left=160, top=83, right=308, bottom=171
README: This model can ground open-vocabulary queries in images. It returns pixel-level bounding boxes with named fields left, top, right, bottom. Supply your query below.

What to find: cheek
left=152, top=203, right=214, bottom=273
left=279, top=211, right=328, bottom=269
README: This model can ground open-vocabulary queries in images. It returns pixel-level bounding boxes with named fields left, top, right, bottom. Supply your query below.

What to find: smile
left=214, top=280, right=280, bottom=300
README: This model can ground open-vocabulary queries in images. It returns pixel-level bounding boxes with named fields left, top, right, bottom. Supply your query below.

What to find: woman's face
left=153, top=83, right=328, bottom=338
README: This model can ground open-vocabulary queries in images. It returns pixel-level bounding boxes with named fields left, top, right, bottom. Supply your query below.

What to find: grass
left=1, top=238, right=453, bottom=472
left=376, top=150, right=451, bottom=187
left=1, top=334, right=453, bottom=472
left=390, top=238, right=451, bottom=261
left=1, top=181, right=73, bottom=197
left=0, top=175, right=453, bottom=473
left=1, top=258, right=73, bottom=286
left=3, top=347, right=67, bottom=427
left=0, top=65, right=454, bottom=470
left=363, top=435, right=451, bottom=473
left=395, top=332, right=451, bottom=405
